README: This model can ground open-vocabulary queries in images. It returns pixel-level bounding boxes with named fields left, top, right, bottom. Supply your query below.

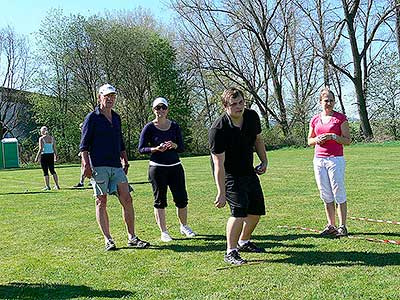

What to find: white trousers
left=313, top=156, right=347, bottom=204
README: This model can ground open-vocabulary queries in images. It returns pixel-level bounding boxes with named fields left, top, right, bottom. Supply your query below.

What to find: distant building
left=0, top=87, right=35, bottom=139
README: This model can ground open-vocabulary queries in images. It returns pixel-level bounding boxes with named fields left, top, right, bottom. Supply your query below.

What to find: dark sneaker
left=127, top=237, right=150, bottom=248
left=224, top=250, right=247, bottom=265
left=336, top=225, right=348, bottom=237
left=73, top=183, right=84, bottom=188
left=105, top=240, right=116, bottom=251
left=238, top=241, right=266, bottom=253
left=320, top=225, right=338, bottom=237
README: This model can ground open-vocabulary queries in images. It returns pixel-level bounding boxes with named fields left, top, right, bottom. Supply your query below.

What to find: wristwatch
left=332, top=134, right=337, bottom=140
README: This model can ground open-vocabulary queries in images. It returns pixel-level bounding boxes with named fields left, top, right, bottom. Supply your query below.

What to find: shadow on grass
left=269, top=250, right=400, bottom=266
left=116, top=234, right=314, bottom=253
left=350, top=231, right=400, bottom=238
left=217, top=250, right=400, bottom=270
left=0, top=181, right=149, bottom=195
left=0, top=282, right=133, bottom=299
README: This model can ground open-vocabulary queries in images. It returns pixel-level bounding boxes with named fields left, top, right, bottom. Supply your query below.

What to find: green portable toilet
left=1, top=138, right=20, bottom=168
left=0, top=140, right=3, bottom=169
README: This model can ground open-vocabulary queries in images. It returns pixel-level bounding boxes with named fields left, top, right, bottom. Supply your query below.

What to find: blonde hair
left=40, top=126, right=48, bottom=134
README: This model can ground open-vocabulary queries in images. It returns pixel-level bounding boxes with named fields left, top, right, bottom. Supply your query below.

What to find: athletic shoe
left=105, top=240, right=116, bottom=251
left=336, top=225, right=348, bottom=237
left=320, top=225, right=338, bottom=237
left=180, top=225, right=196, bottom=237
left=160, top=231, right=173, bottom=242
left=53, top=185, right=60, bottom=190
left=238, top=241, right=266, bottom=253
left=42, top=186, right=51, bottom=191
left=224, top=250, right=247, bottom=265
left=73, top=183, right=84, bottom=188
left=127, top=236, right=150, bottom=248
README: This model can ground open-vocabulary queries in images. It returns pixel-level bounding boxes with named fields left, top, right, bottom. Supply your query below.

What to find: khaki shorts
left=90, top=166, right=133, bottom=197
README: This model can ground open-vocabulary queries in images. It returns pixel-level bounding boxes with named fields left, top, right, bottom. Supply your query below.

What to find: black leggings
left=40, top=153, right=56, bottom=176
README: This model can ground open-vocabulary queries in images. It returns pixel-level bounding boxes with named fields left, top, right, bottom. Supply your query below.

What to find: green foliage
left=29, top=10, right=192, bottom=161
left=1, top=144, right=399, bottom=299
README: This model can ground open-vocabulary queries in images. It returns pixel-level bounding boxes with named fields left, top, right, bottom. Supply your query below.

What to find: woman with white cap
left=138, top=97, right=195, bottom=242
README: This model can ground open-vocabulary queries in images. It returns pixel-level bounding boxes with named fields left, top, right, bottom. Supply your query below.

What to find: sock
left=238, top=239, right=249, bottom=247
left=227, top=248, right=238, bottom=254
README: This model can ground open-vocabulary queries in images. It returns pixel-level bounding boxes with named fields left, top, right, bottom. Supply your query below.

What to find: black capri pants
left=148, top=164, right=188, bottom=209
left=40, top=153, right=56, bottom=176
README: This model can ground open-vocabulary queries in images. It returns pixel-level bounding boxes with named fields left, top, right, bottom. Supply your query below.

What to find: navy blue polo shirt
left=209, top=108, right=261, bottom=176
left=138, top=121, right=184, bottom=165
left=80, top=106, right=126, bottom=168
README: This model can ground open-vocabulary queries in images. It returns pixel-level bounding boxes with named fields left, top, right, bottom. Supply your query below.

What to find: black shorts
left=40, top=153, right=56, bottom=176
left=148, top=164, right=188, bottom=209
left=225, top=173, right=265, bottom=217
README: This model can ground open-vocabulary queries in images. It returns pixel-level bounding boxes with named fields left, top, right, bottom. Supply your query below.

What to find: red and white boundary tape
left=349, top=217, right=400, bottom=225
left=277, top=225, right=400, bottom=245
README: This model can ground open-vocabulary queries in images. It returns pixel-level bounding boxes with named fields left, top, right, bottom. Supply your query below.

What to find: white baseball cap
left=99, top=84, right=117, bottom=95
left=152, top=97, right=169, bottom=108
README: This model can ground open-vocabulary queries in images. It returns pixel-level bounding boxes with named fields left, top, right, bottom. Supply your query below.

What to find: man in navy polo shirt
left=209, top=87, right=268, bottom=265
left=80, top=83, right=149, bottom=251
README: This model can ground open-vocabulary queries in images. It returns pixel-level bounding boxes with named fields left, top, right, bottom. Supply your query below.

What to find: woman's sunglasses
left=154, top=104, right=168, bottom=110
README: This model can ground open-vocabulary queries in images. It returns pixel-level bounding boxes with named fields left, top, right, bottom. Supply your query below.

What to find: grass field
left=0, top=142, right=399, bottom=300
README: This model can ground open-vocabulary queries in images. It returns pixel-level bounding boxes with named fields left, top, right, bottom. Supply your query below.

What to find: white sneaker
left=161, top=231, right=173, bottom=242
left=180, top=225, right=196, bottom=237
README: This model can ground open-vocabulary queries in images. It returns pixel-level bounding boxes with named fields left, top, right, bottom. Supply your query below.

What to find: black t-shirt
left=209, top=108, right=261, bottom=176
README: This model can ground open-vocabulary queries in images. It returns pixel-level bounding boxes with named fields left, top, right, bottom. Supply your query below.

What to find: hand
left=54, top=155, right=57, bottom=162
left=83, top=164, right=93, bottom=178
left=163, top=141, right=176, bottom=150
left=316, top=134, right=329, bottom=145
left=123, top=164, right=129, bottom=175
left=156, top=143, right=168, bottom=152
left=214, top=194, right=226, bottom=208
left=255, top=162, right=267, bottom=175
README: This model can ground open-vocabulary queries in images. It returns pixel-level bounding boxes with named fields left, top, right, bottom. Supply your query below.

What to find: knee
left=95, top=196, right=108, bottom=209
left=119, top=194, right=133, bottom=206
left=175, top=200, right=188, bottom=209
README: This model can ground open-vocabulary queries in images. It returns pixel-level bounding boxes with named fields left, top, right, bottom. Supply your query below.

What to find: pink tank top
left=310, top=111, right=347, bottom=157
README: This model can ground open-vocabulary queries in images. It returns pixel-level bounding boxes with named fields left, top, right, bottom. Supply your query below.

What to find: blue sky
left=1, top=0, right=173, bottom=36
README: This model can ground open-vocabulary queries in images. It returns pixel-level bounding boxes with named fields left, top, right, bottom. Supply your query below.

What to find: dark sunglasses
left=154, top=104, right=168, bottom=110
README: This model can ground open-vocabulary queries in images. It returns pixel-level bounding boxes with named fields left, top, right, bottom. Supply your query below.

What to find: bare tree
left=172, top=0, right=292, bottom=137
left=0, top=26, right=34, bottom=137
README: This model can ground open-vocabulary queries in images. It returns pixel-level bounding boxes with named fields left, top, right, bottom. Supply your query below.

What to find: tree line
left=1, top=1, right=400, bottom=163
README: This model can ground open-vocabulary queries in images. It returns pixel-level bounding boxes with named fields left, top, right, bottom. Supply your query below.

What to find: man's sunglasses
left=154, top=104, right=168, bottom=110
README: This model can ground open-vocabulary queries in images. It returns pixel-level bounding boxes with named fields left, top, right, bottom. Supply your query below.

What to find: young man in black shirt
left=209, top=87, right=268, bottom=265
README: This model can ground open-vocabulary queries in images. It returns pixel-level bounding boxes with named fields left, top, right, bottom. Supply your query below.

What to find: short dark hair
left=221, top=87, right=244, bottom=107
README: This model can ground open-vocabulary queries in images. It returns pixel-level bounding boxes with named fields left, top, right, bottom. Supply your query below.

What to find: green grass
left=0, top=143, right=399, bottom=299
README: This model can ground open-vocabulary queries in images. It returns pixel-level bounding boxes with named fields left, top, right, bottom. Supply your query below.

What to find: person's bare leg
left=324, top=202, right=336, bottom=226
left=52, top=173, right=60, bottom=189
left=95, top=195, right=112, bottom=241
left=154, top=208, right=167, bottom=232
left=239, top=214, right=260, bottom=241
left=337, top=202, right=347, bottom=226
left=177, top=206, right=187, bottom=226
left=44, top=175, right=50, bottom=188
left=117, top=182, right=135, bottom=238
left=226, top=217, right=244, bottom=251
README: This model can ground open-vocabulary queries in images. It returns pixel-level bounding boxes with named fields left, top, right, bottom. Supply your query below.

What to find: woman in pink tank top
left=308, top=88, right=351, bottom=237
